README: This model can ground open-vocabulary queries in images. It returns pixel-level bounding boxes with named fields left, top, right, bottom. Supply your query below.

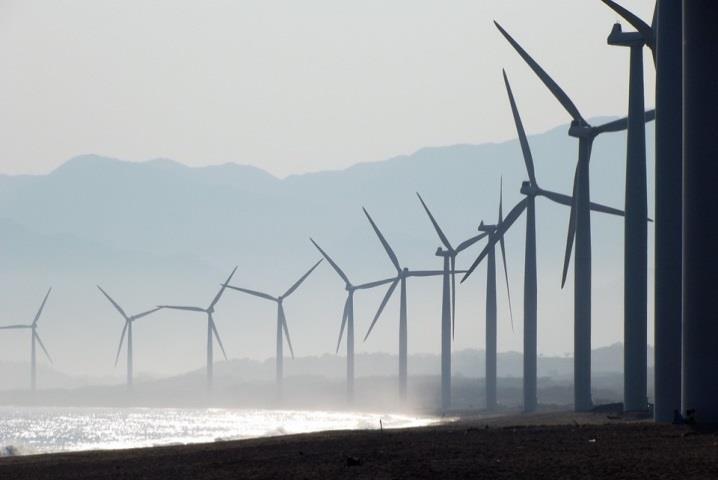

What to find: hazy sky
left=0, top=0, right=655, bottom=178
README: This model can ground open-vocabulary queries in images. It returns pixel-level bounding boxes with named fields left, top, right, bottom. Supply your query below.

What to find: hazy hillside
left=0, top=120, right=655, bottom=377
left=0, top=344, right=653, bottom=412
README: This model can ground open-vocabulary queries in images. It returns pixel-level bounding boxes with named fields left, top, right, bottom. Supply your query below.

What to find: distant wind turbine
left=97, top=285, right=161, bottom=388
left=361, top=207, right=455, bottom=401
left=310, top=238, right=395, bottom=402
left=158, top=266, right=238, bottom=390
left=223, top=259, right=323, bottom=394
left=416, top=193, right=486, bottom=411
left=462, top=70, right=626, bottom=412
left=0, top=288, right=53, bottom=391
left=466, top=181, right=514, bottom=412
left=495, top=21, right=655, bottom=411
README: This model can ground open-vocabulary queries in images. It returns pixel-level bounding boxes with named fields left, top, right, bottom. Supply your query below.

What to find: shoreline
left=2, top=411, right=716, bottom=479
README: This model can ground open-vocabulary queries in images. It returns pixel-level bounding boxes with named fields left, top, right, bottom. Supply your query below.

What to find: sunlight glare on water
left=0, top=406, right=437, bottom=455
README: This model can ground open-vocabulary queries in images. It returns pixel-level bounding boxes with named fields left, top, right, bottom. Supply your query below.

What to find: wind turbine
left=462, top=70, right=626, bottom=412
left=600, top=0, right=657, bottom=414
left=416, top=193, right=487, bottom=411
left=158, top=266, right=237, bottom=390
left=470, top=181, right=514, bottom=412
left=495, top=21, right=655, bottom=411
left=223, top=259, right=323, bottom=394
left=361, top=207, right=457, bottom=402
left=310, top=238, right=395, bottom=402
left=97, top=286, right=161, bottom=388
left=0, top=288, right=53, bottom=391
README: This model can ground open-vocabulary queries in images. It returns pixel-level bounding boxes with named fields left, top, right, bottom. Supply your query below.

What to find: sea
left=0, top=406, right=436, bottom=456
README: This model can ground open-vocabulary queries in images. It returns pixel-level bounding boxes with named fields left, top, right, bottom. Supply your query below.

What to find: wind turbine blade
left=416, top=193, right=453, bottom=251
left=497, top=178, right=512, bottom=329
left=651, top=2, right=657, bottom=31
left=499, top=177, right=504, bottom=225
left=97, top=285, right=129, bottom=321
left=503, top=69, right=537, bottom=186
left=586, top=202, right=626, bottom=218
left=451, top=256, right=456, bottom=340
left=310, top=238, right=351, bottom=285
left=131, top=307, right=162, bottom=321
left=460, top=198, right=528, bottom=283
left=499, top=224, right=514, bottom=333
left=283, top=259, right=323, bottom=299
left=407, top=270, right=447, bottom=277
left=34, top=332, right=53, bottom=364
left=411, top=269, right=467, bottom=277
left=561, top=169, right=579, bottom=289
left=209, top=266, right=238, bottom=310
left=355, top=277, right=397, bottom=290
left=494, top=21, right=585, bottom=124
left=364, top=279, right=399, bottom=342
left=650, top=4, right=657, bottom=62
left=0, top=324, right=31, bottom=330
left=336, top=297, right=350, bottom=354
left=32, top=287, right=52, bottom=326
left=157, top=305, right=206, bottom=312
left=456, top=232, right=488, bottom=254
left=539, top=189, right=626, bottom=218
left=600, top=0, right=654, bottom=46
left=279, top=306, right=295, bottom=360
left=594, top=110, right=655, bottom=135
left=363, top=208, right=401, bottom=271
left=211, top=318, right=228, bottom=361
left=114, top=321, right=129, bottom=367
left=538, top=189, right=572, bottom=207
left=224, top=285, right=277, bottom=302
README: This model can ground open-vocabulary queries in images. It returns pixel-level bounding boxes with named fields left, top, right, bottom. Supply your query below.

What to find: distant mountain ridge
left=0, top=343, right=653, bottom=392
left=0, top=119, right=655, bottom=377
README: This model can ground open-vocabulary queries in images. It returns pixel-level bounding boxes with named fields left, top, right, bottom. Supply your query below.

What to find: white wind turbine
left=158, top=266, right=238, bottom=389
left=0, top=288, right=53, bottom=391
left=97, top=285, right=161, bottom=388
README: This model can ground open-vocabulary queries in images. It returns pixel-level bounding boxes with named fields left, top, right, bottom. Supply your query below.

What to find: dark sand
left=2, top=411, right=717, bottom=479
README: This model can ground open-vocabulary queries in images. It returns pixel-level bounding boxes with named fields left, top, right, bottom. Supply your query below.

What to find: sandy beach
left=2, top=411, right=717, bottom=479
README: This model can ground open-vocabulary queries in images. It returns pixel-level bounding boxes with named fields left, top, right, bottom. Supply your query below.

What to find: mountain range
left=0, top=119, right=655, bottom=378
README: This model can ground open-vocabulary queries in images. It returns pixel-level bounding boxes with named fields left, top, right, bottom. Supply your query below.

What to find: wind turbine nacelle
left=607, top=22, right=645, bottom=47
left=568, top=121, right=592, bottom=139
left=478, top=221, right=495, bottom=233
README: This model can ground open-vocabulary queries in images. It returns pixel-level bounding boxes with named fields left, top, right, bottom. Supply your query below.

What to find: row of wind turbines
left=0, top=1, right=658, bottom=414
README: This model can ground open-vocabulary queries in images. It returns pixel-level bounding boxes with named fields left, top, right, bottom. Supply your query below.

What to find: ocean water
left=0, top=406, right=436, bottom=456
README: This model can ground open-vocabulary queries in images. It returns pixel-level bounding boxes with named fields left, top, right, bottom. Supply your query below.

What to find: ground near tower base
left=2, top=411, right=717, bottom=479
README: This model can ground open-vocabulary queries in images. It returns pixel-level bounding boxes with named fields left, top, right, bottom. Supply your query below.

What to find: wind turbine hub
left=520, top=181, right=537, bottom=196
